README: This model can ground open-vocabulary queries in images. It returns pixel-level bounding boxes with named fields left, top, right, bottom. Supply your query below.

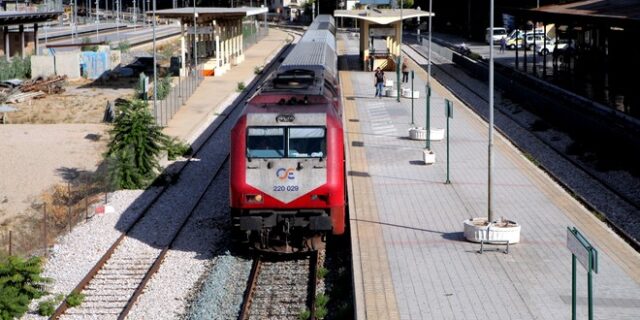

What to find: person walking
left=401, top=58, right=409, bottom=83
left=374, top=67, right=385, bottom=98
left=500, top=36, right=507, bottom=53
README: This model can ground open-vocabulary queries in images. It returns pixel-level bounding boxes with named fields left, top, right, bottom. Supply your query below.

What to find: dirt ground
left=8, top=78, right=137, bottom=124
left=0, top=78, right=136, bottom=228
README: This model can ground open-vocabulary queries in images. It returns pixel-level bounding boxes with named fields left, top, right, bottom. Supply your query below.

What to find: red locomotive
left=230, top=16, right=344, bottom=252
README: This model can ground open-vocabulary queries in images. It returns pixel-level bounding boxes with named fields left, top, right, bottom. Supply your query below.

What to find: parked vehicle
left=507, top=34, right=554, bottom=50
left=536, top=39, right=570, bottom=55
left=485, top=27, right=508, bottom=44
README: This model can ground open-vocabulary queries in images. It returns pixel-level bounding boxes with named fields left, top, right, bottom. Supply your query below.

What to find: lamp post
left=397, top=0, right=403, bottom=102
left=152, top=0, right=157, bottom=119
left=416, top=6, right=420, bottom=45
left=488, top=0, right=495, bottom=221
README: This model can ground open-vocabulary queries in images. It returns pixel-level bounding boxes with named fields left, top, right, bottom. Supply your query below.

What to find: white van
left=485, top=27, right=508, bottom=44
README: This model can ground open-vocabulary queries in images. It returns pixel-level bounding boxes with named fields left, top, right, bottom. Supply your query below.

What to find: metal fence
left=153, top=64, right=203, bottom=126
left=0, top=184, right=110, bottom=259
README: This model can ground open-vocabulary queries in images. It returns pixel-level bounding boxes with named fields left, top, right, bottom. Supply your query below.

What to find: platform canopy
left=0, top=11, right=62, bottom=27
left=334, top=8, right=433, bottom=25
left=154, top=7, right=268, bottom=23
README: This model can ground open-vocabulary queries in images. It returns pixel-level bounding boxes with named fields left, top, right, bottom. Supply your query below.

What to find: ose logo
left=276, top=168, right=295, bottom=180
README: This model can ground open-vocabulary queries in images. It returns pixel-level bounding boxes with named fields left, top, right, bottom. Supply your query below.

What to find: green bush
left=164, top=137, right=191, bottom=160
left=156, top=75, right=172, bottom=100
left=37, top=294, right=63, bottom=316
left=65, top=292, right=85, bottom=307
left=105, top=99, right=166, bottom=189
left=117, top=40, right=131, bottom=53
left=298, top=309, right=311, bottom=320
left=314, top=293, right=329, bottom=319
left=0, top=256, right=50, bottom=320
left=316, top=266, right=329, bottom=279
left=254, top=66, right=263, bottom=75
left=237, top=82, right=246, bottom=92
left=81, top=37, right=98, bottom=52
left=0, top=56, right=31, bottom=80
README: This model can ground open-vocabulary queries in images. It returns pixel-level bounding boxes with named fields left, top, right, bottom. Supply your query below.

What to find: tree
left=396, top=0, right=414, bottom=8
left=0, top=256, right=49, bottom=320
left=105, top=99, right=167, bottom=189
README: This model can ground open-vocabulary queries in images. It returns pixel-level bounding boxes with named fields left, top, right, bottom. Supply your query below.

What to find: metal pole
left=410, top=70, right=414, bottom=125
left=488, top=0, right=495, bottom=222
left=426, top=85, right=431, bottom=149
left=95, top=0, right=99, bottom=41
left=572, top=254, right=577, bottom=320
left=43, top=203, right=48, bottom=257
left=588, top=268, right=593, bottom=320
left=428, top=0, right=432, bottom=86
left=397, top=0, right=403, bottom=102
left=445, top=101, right=451, bottom=184
left=193, top=0, right=197, bottom=69
left=153, top=0, right=157, bottom=118
left=416, top=6, right=420, bottom=45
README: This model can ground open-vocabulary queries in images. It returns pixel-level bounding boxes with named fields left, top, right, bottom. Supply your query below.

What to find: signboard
left=359, top=0, right=391, bottom=4
left=566, top=227, right=598, bottom=273
left=187, top=26, right=213, bottom=35
left=370, top=27, right=394, bottom=37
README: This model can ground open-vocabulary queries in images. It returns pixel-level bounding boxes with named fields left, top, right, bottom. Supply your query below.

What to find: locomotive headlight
left=245, top=194, right=264, bottom=203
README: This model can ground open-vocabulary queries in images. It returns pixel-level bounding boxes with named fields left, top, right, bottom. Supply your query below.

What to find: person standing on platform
left=500, top=36, right=507, bottom=53
left=374, top=67, right=385, bottom=98
left=402, top=58, right=409, bottom=83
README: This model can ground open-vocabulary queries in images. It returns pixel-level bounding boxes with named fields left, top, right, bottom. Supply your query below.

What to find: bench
left=479, top=239, right=510, bottom=254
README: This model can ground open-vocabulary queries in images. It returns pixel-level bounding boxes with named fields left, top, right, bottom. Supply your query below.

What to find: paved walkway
left=340, top=36, right=640, bottom=320
left=162, top=29, right=290, bottom=144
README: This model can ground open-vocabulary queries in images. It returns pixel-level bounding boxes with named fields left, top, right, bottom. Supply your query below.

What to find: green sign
left=567, top=227, right=598, bottom=320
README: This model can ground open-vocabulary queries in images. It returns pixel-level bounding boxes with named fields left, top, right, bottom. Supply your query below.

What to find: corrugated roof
left=300, top=30, right=336, bottom=52
left=280, top=42, right=337, bottom=79
left=536, top=0, right=640, bottom=21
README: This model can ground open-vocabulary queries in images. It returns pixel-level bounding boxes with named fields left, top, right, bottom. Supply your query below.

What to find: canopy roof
left=0, top=11, right=62, bottom=27
left=153, top=7, right=268, bottom=23
left=334, top=9, right=433, bottom=25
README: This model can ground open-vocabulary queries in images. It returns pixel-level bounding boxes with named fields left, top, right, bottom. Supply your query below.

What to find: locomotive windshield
left=246, top=127, right=326, bottom=159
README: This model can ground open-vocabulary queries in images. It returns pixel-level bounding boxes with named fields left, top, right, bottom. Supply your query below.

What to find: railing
left=153, top=64, right=204, bottom=126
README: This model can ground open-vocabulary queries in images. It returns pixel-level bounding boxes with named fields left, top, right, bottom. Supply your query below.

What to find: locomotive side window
left=246, top=128, right=285, bottom=158
left=288, top=127, right=326, bottom=158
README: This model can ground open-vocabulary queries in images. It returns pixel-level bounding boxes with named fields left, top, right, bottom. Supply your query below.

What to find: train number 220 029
left=273, top=185, right=299, bottom=192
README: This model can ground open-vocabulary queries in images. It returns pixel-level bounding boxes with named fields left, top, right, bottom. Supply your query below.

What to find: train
left=229, top=15, right=344, bottom=253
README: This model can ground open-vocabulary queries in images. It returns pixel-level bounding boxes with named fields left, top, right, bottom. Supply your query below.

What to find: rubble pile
left=0, top=75, right=67, bottom=103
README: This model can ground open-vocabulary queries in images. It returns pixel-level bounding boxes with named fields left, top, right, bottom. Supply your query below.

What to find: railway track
left=402, top=41, right=640, bottom=248
left=239, top=251, right=320, bottom=320
left=51, top=30, right=301, bottom=319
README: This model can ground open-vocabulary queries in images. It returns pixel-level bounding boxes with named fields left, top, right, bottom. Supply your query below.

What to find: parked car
left=506, top=34, right=553, bottom=50
left=485, top=27, right=508, bottom=44
left=536, top=39, right=570, bottom=55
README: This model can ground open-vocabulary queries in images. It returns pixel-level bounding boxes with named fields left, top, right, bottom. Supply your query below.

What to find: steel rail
left=403, top=42, right=640, bottom=250
left=308, top=250, right=319, bottom=320
left=238, top=257, right=263, bottom=320
left=51, top=31, right=299, bottom=319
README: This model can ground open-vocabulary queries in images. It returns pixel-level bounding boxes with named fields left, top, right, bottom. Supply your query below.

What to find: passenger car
left=485, top=27, right=508, bottom=44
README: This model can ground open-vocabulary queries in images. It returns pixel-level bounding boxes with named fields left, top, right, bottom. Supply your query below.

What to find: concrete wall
left=54, top=52, right=81, bottom=78
left=30, top=55, right=55, bottom=78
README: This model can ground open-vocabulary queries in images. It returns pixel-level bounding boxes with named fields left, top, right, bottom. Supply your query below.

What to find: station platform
left=339, top=38, right=640, bottom=319
left=162, top=29, right=289, bottom=146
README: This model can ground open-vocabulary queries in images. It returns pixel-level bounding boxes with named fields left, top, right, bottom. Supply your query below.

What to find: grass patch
left=65, top=292, right=85, bottom=307
left=237, top=82, right=246, bottom=92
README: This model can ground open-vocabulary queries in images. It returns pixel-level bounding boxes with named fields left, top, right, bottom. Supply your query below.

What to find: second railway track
left=402, top=39, right=640, bottom=248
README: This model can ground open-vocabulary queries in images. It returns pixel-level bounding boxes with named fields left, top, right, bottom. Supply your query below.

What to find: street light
left=397, top=0, right=403, bottom=102
left=488, top=0, right=495, bottom=221
left=152, top=0, right=157, bottom=118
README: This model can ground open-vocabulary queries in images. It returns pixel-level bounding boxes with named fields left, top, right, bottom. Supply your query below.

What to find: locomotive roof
left=299, top=30, right=336, bottom=52
left=279, top=42, right=337, bottom=81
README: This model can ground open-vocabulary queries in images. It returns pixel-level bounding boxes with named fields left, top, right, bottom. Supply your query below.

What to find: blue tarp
left=79, top=51, right=109, bottom=79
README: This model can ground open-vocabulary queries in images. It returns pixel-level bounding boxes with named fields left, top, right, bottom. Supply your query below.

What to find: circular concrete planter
left=423, top=149, right=436, bottom=164
left=409, top=127, right=446, bottom=141
left=385, top=89, right=397, bottom=97
left=463, top=217, right=521, bottom=243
